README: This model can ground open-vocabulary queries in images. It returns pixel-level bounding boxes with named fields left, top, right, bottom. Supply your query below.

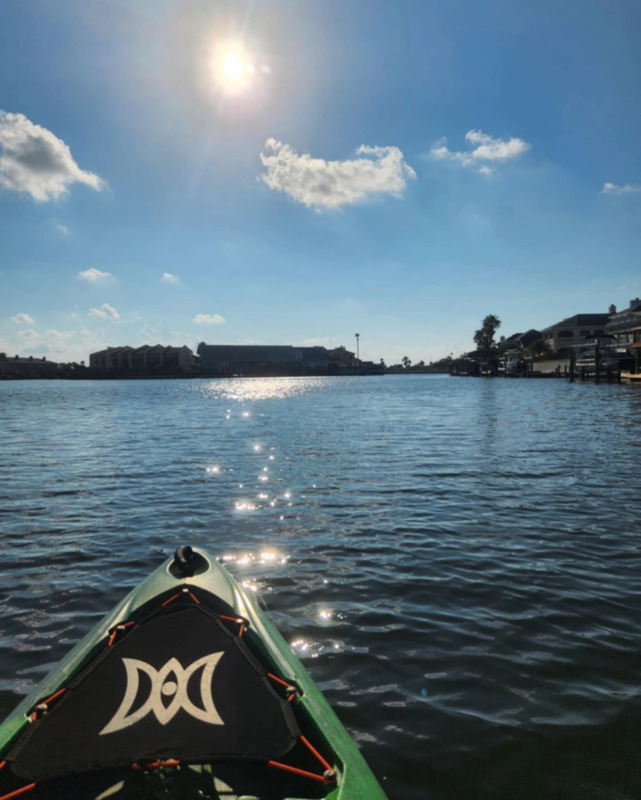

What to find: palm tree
left=473, top=315, right=501, bottom=375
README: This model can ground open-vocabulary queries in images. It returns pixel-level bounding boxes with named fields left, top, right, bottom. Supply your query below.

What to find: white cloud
left=11, top=313, right=35, bottom=324
left=602, top=182, right=641, bottom=195
left=161, top=272, right=181, bottom=284
left=193, top=313, right=226, bottom=325
left=77, top=268, right=114, bottom=283
left=54, top=221, right=69, bottom=235
left=430, top=129, right=530, bottom=173
left=17, top=328, right=39, bottom=341
left=88, top=303, right=120, bottom=319
left=259, top=139, right=416, bottom=209
left=0, top=110, right=105, bottom=202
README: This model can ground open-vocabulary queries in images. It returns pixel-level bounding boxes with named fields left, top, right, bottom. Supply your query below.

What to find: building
left=541, top=312, right=611, bottom=356
left=194, top=343, right=375, bottom=376
left=0, top=354, right=59, bottom=378
left=605, top=298, right=641, bottom=373
left=89, top=345, right=197, bottom=374
left=196, top=344, right=333, bottom=376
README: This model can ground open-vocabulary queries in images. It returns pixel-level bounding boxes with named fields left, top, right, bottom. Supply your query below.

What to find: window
left=557, top=329, right=573, bottom=338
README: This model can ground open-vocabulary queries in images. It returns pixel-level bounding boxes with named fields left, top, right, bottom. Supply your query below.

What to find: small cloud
left=259, top=139, right=416, bottom=209
left=0, top=110, right=105, bottom=202
left=88, top=303, right=120, bottom=319
left=602, top=182, right=641, bottom=195
left=430, top=129, right=530, bottom=172
left=11, top=313, right=35, bottom=324
left=160, top=272, right=181, bottom=285
left=43, top=329, right=74, bottom=345
left=17, top=328, right=39, bottom=341
left=302, top=337, right=337, bottom=347
left=77, top=268, right=114, bottom=283
left=430, top=145, right=451, bottom=161
left=54, top=221, right=69, bottom=235
left=193, top=313, right=226, bottom=325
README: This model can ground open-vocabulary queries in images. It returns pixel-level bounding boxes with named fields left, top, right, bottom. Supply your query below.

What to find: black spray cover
left=9, top=603, right=300, bottom=781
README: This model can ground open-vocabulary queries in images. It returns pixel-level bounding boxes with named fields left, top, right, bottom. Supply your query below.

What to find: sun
left=223, top=53, right=244, bottom=80
left=210, top=42, right=260, bottom=95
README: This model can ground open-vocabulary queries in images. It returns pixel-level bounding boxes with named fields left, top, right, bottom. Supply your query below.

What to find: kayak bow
left=0, top=546, right=388, bottom=800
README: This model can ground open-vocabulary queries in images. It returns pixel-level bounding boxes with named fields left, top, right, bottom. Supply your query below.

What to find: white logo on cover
left=100, top=652, right=224, bottom=735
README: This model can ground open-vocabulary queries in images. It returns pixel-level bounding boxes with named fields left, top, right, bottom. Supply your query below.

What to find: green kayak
left=0, top=546, right=388, bottom=800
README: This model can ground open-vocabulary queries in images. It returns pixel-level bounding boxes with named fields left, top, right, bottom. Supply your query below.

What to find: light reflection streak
left=220, top=550, right=289, bottom=567
left=195, top=377, right=328, bottom=403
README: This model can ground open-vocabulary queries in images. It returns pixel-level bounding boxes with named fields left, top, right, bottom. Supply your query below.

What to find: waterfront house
left=541, top=312, right=611, bottom=357
left=605, top=298, right=641, bottom=374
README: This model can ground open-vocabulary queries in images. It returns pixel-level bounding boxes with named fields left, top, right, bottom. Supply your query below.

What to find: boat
left=0, top=546, right=388, bottom=799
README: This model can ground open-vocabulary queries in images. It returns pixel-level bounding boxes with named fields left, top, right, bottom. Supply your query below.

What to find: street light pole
left=355, top=333, right=360, bottom=362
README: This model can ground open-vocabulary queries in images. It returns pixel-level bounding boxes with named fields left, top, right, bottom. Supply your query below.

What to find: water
left=1, top=375, right=640, bottom=799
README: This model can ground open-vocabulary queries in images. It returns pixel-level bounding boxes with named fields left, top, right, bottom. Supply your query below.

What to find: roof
left=0, top=355, right=57, bottom=366
left=542, top=314, right=609, bottom=333
left=91, top=345, right=193, bottom=357
left=506, top=329, right=542, bottom=346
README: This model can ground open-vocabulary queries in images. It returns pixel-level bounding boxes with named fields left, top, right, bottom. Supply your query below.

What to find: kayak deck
left=0, top=547, right=387, bottom=800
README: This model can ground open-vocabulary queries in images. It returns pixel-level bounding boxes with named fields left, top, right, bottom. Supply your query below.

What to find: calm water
left=1, top=375, right=640, bottom=799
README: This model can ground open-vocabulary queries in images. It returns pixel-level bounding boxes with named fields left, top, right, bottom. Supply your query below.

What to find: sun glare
left=224, top=53, right=244, bottom=80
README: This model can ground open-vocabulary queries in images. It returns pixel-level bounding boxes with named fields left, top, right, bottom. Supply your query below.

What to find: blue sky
left=1, top=0, right=640, bottom=365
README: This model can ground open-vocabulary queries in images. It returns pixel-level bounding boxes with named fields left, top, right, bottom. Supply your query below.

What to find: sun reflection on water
left=290, top=637, right=343, bottom=660
left=220, top=550, right=289, bottom=567
left=234, top=501, right=256, bottom=512
left=195, top=377, right=328, bottom=403
left=218, top=551, right=342, bottom=661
